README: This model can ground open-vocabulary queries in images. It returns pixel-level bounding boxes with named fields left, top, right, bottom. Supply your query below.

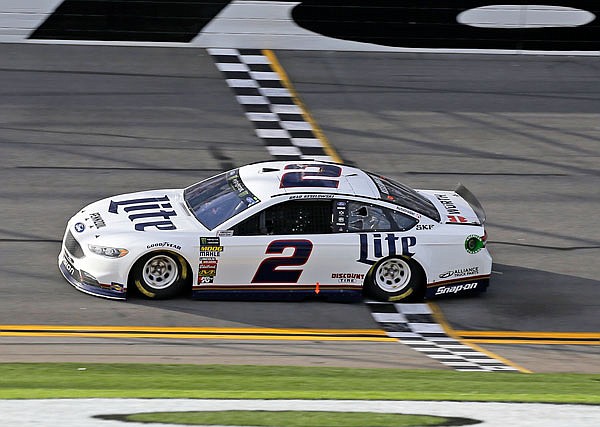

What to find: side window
left=233, top=200, right=333, bottom=236
left=347, top=202, right=417, bottom=232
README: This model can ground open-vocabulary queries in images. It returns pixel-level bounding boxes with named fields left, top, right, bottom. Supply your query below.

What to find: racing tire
left=131, top=252, right=188, bottom=299
left=365, top=256, right=425, bottom=302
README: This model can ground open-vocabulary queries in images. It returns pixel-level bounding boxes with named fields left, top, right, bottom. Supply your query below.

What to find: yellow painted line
left=263, top=49, right=344, bottom=164
left=456, top=331, right=600, bottom=345
left=428, top=302, right=532, bottom=373
left=462, top=339, right=600, bottom=345
left=457, top=331, right=600, bottom=339
left=0, top=325, right=394, bottom=342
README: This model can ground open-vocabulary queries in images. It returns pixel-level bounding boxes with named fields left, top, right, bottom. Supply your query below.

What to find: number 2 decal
left=252, top=240, right=313, bottom=283
left=279, top=164, right=342, bottom=188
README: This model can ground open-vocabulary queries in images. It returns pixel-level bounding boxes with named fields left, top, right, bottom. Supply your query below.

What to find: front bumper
left=58, top=233, right=127, bottom=300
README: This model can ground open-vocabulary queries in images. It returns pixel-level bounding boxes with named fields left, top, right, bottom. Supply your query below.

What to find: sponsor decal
left=280, top=164, right=342, bottom=189
left=435, top=282, right=479, bottom=296
left=110, top=283, right=124, bottom=292
left=200, top=236, right=223, bottom=257
left=198, top=258, right=218, bottom=285
left=416, top=224, right=434, bottom=230
left=200, top=237, right=220, bottom=246
left=435, top=193, right=461, bottom=215
left=227, top=170, right=260, bottom=205
left=62, top=256, right=75, bottom=276
left=331, top=272, right=365, bottom=284
left=358, top=233, right=417, bottom=265
left=395, top=206, right=420, bottom=218
left=439, top=267, right=479, bottom=279
left=108, top=195, right=177, bottom=231
left=74, top=222, right=85, bottom=233
left=288, top=194, right=335, bottom=200
left=333, top=200, right=347, bottom=232
left=217, top=230, right=234, bottom=237
left=89, top=212, right=106, bottom=229
left=448, top=215, right=469, bottom=223
left=146, top=242, right=182, bottom=251
left=465, top=234, right=485, bottom=254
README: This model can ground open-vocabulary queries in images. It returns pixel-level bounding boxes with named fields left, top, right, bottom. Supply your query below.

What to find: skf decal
left=358, top=233, right=416, bottom=265
left=109, top=195, right=177, bottom=231
left=416, top=224, right=434, bottom=230
left=435, top=193, right=461, bottom=215
left=435, top=282, right=479, bottom=296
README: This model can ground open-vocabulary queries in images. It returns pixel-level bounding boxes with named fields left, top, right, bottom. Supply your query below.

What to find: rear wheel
left=131, top=252, right=188, bottom=299
left=365, top=256, right=424, bottom=302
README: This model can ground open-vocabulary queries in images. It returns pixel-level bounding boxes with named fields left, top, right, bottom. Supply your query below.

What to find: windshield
left=184, top=169, right=260, bottom=230
left=367, top=173, right=441, bottom=222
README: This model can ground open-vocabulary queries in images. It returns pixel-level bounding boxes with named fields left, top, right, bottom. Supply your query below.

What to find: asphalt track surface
left=0, top=44, right=599, bottom=372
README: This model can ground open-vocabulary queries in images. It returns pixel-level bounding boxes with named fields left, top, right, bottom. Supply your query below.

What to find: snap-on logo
left=435, top=282, right=478, bottom=296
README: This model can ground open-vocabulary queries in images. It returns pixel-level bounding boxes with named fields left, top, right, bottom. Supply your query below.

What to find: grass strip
left=0, top=363, right=598, bottom=404
left=102, top=410, right=472, bottom=426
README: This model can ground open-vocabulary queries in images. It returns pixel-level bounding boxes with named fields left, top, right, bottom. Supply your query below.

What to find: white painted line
left=2, top=399, right=600, bottom=427
left=267, top=146, right=302, bottom=156
left=227, top=79, right=259, bottom=88
left=216, top=62, right=249, bottom=72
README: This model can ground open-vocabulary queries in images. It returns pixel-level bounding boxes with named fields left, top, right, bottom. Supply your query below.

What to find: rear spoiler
left=455, top=184, right=486, bottom=224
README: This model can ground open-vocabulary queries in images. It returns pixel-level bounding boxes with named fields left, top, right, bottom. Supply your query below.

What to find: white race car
left=59, top=161, right=491, bottom=302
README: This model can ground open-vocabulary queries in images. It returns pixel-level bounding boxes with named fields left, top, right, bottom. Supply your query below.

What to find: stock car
left=58, top=160, right=491, bottom=302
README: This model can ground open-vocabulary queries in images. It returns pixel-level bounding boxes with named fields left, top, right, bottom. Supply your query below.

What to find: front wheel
left=365, top=256, right=424, bottom=302
left=131, top=252, right=188, bottom=299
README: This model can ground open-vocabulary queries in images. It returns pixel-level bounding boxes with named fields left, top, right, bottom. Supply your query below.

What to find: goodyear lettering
left=146, top=242, right=182, bottom=250
left=435, top=282, right=478, bottom=296
left=358, top=233, right=416, bottom=265
left=108, top=195, right=177, bottom=231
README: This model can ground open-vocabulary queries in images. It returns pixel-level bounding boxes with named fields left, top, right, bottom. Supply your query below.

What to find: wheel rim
left=142, top=255, right=178, bottom=290
left=374, top=258, right=412, bottom=293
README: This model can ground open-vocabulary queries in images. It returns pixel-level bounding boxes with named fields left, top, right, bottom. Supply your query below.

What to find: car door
left=206, top=198, right=361, bottom=293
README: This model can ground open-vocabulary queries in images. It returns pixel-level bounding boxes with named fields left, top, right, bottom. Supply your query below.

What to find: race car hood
left=417, top=188, right=484, bottom=225
left=71, top=189, right=205, bottom=234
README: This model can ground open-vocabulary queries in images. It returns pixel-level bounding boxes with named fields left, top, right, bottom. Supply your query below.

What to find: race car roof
left=238, top=161, right=380, bottom=201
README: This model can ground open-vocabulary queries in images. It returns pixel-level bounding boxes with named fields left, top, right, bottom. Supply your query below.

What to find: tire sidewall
left=365, top=256, right=424, bottom=302
left=131, top=251, right=187, bottom=299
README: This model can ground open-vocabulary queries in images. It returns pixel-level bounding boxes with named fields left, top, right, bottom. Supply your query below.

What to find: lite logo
left=108, top=195, right=177, bottom=231
left=358, top=233, right=416, bottom=265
